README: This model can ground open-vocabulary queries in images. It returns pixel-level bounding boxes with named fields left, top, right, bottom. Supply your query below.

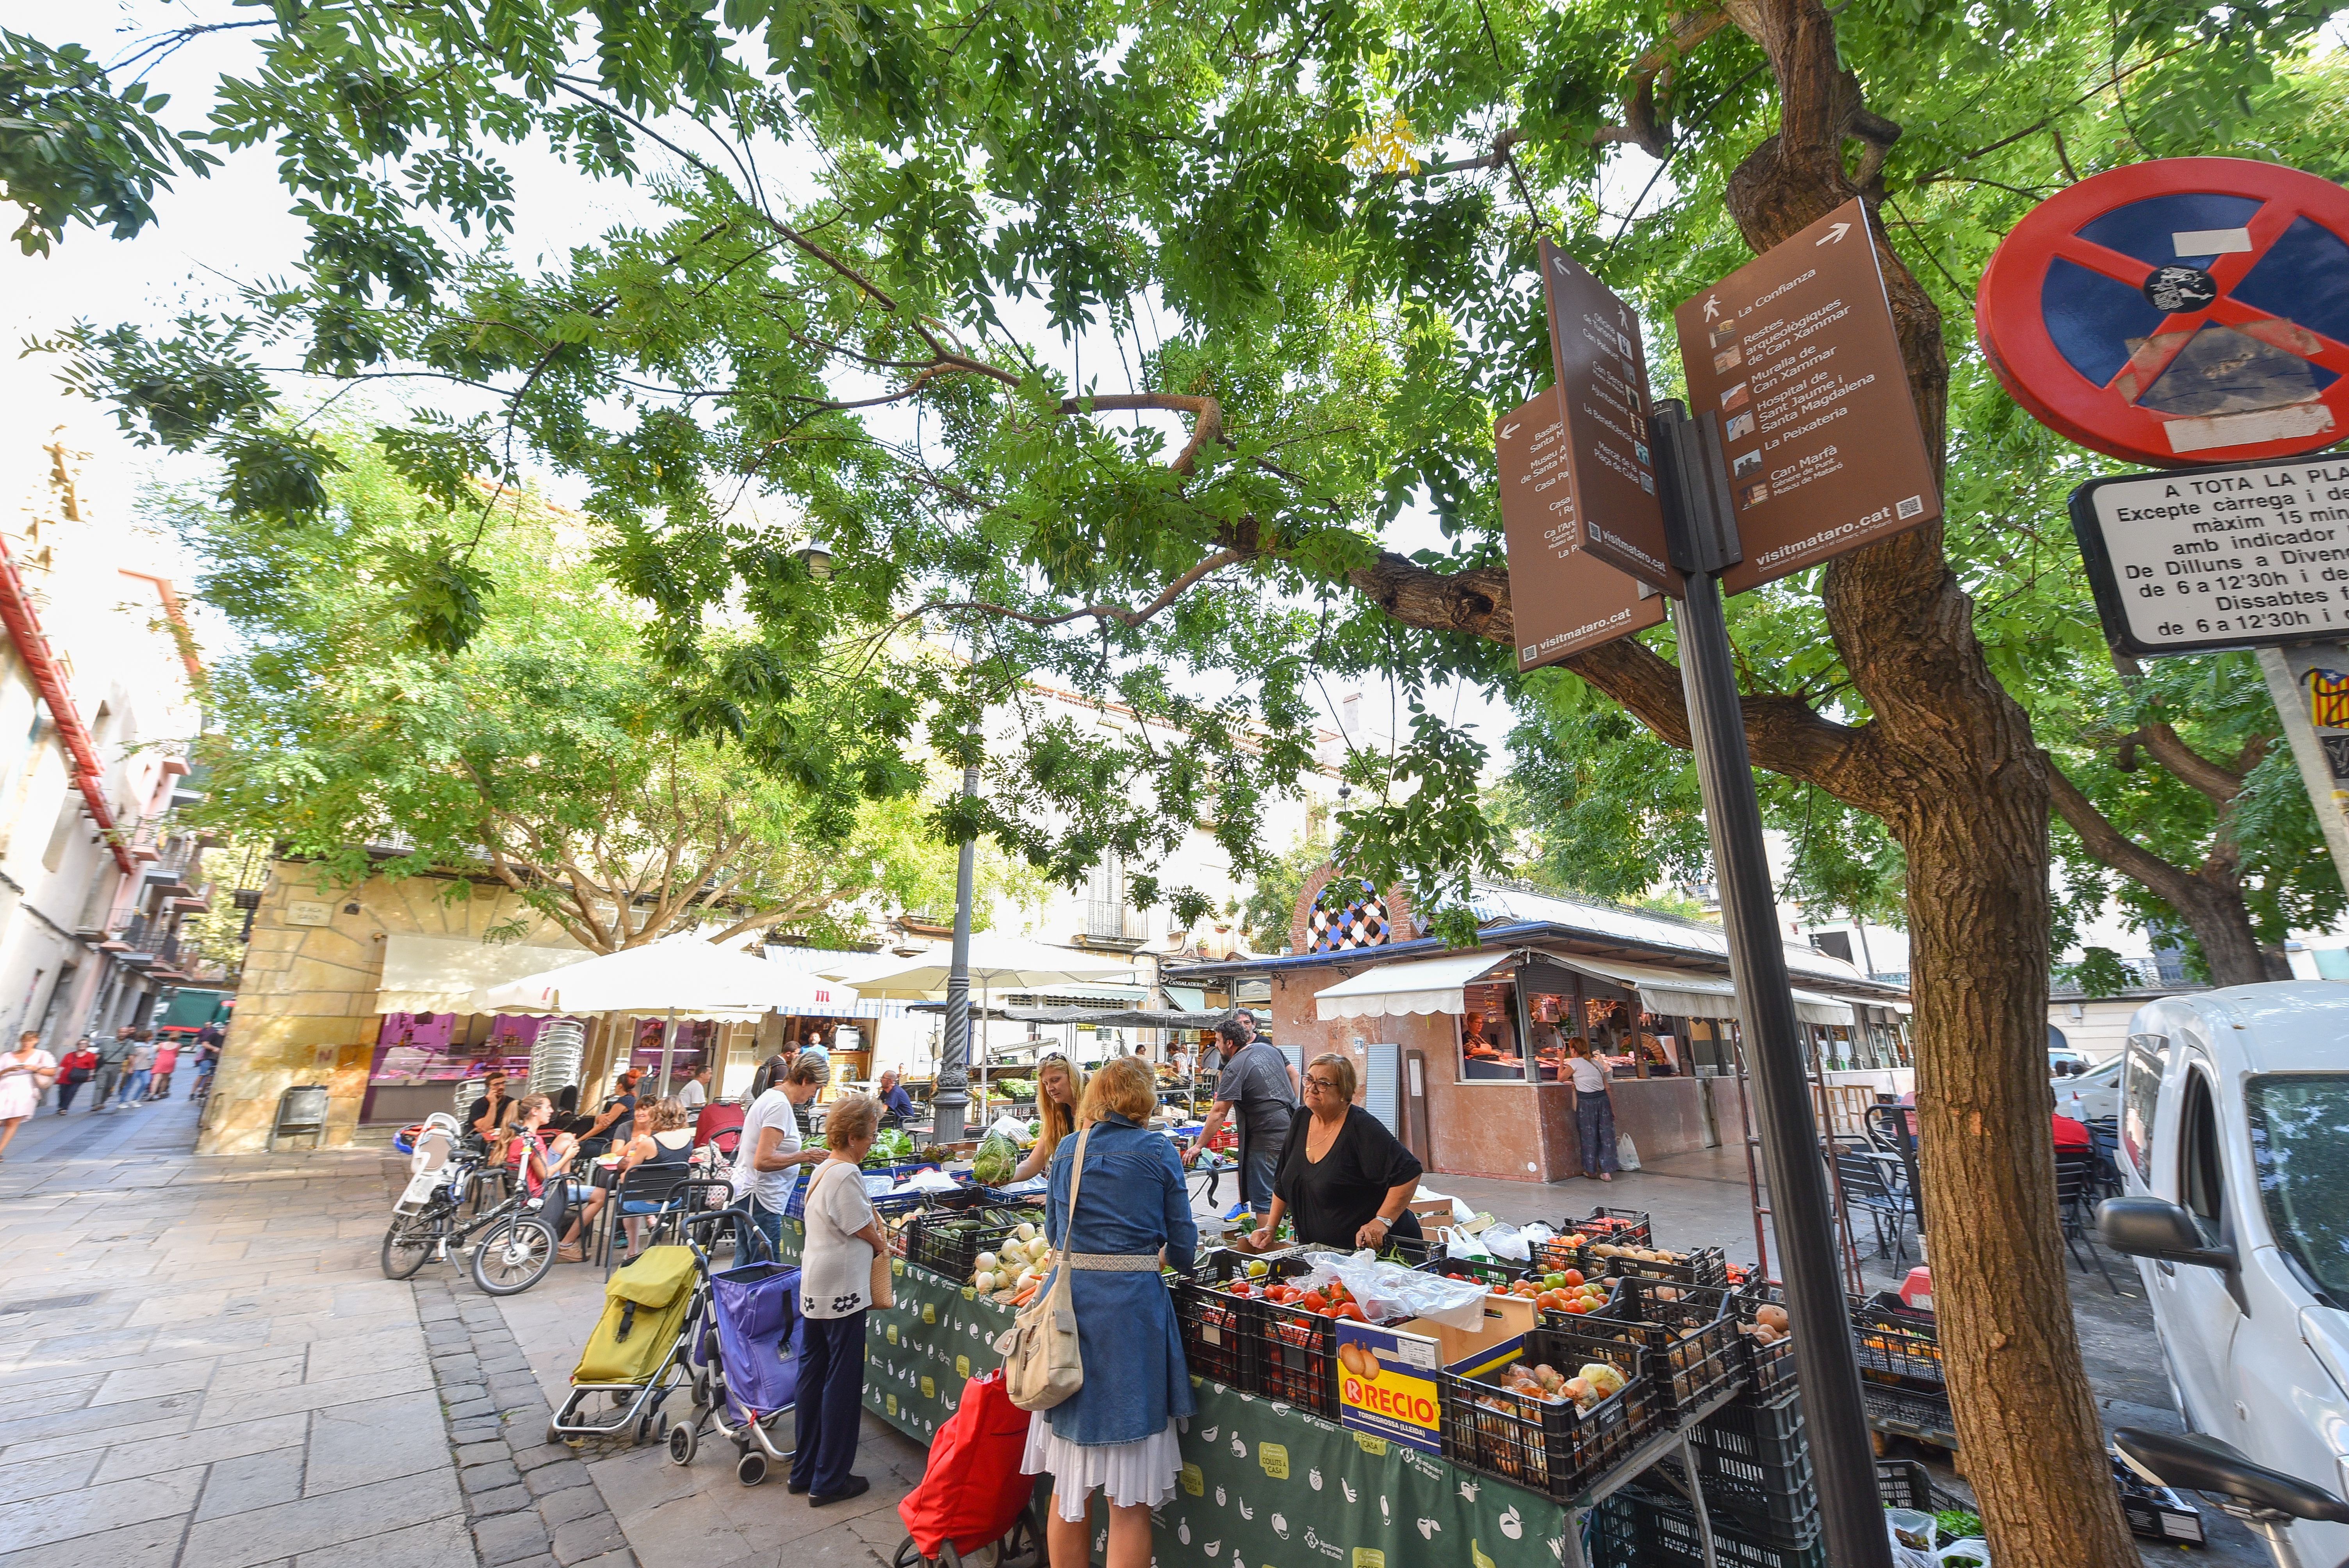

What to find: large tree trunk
left=1354, top=0, right=2139, bottom=1555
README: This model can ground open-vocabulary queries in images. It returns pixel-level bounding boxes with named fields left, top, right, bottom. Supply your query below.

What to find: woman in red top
left=55, top=1039, right=99, bottom=1115
left=499, top=1095, right=581, bottom=1246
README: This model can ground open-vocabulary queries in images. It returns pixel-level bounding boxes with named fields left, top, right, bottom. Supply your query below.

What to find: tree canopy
left=150, top=432, right=1028, bottom=950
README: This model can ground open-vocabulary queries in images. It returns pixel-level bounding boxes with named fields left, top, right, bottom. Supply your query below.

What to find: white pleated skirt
left=1021, top=1410, right=1185, bottom=1520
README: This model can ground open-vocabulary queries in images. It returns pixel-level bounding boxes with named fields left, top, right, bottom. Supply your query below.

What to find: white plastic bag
left=989, top=1112, right=1031, bottom=1143
left=1483, top=1223, right=1533, bottom=1263
left=1292, top=1253, right=1490, bottom=1331
left=1615, top=1131, right=1642, bottom=1171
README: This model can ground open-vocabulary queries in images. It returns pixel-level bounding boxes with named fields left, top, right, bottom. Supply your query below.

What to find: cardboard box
left=1335, top=1294, right=1536, bottom=1454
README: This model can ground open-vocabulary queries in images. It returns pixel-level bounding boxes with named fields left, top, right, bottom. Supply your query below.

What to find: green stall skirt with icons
left=866, top=1252, right=1581, bottom=1567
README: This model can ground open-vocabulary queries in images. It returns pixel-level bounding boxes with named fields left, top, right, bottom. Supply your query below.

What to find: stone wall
left=199, top=863, right=580, bottom=1155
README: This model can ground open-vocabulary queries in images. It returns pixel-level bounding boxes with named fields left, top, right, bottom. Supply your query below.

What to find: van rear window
left=2247, top=1074, right=2349, bottom=1305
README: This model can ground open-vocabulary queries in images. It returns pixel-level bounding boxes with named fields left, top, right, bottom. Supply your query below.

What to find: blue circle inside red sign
left=1978, top=158, right=2349, bottom=466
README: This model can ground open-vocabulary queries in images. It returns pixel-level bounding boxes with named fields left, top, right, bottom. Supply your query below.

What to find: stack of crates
left=1661, top=1281, right=1823, bottom=1562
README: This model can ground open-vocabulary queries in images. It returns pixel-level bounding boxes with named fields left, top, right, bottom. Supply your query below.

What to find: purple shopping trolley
left=670, top=1256, right=801, bottom=1486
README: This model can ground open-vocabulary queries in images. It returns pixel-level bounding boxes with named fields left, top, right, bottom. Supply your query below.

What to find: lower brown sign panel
left=1497, top=394, right=1668, bottom=670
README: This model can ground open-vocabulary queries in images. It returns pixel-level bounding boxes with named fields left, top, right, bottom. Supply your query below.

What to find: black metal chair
left=1862, top=1103, right=1925, bottom=1238
left=599, top=1164, right=714, bottom=1275
left=2055, top=1148, right=2121, bottom=1294
left=1834, top=1147, right=1913, bottom=1262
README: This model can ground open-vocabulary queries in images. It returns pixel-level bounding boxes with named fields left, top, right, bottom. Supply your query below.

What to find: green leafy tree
left=0, top=29, right=219, bottom=254
left=150, top=434, right=978, bottom=951
left=32, top=2, right=2347, bottom=1556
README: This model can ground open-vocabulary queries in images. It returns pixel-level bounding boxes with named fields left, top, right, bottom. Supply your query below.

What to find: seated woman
left=560, top=1096, right=694, bottom=1263
left=497, top=1095, right=581, bottom=1244
left=1249, top=1052, right=1424, bottom=1252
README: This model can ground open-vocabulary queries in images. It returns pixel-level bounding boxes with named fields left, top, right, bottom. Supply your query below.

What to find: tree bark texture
left=1353, top=0, right=2139, bottom=1558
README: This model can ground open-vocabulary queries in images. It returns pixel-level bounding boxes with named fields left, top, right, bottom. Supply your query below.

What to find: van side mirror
left=2098, top=1196, right=2238, bottom=1272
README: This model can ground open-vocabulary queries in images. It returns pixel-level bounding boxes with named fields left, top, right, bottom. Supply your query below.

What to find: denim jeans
left=124, top=1069, right=151, bottom=1104
left=1576, top=1089, right=1619, bottom=1175
left=747, top=1198, right=786, bottom=1262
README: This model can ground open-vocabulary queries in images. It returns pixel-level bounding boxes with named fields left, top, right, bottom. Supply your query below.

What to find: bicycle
left=381, top=1145, right=560, bottom=1295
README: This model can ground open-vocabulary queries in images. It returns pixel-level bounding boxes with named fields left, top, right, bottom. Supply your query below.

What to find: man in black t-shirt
left=465, top=1073, right=514, bottom=1142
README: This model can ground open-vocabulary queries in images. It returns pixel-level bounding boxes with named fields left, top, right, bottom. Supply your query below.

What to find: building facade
left=0, top=436, right=215, bottom=1056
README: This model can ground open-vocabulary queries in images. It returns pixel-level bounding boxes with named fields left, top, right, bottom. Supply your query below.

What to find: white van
left=2055, top=1051, right=2123, bottom=1121
left=2101, top=982, right=2349, bottom=1567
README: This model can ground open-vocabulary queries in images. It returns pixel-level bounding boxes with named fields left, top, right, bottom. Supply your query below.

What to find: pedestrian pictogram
left=1978, top=158, right=2349, bottom=466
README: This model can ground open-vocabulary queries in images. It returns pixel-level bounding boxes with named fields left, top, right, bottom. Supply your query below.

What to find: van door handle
left=2155, top=1260, right=2175, bottom=1277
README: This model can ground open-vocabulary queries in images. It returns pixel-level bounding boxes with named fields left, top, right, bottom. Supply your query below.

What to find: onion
left=976, top=1251, right=999, bottom=1274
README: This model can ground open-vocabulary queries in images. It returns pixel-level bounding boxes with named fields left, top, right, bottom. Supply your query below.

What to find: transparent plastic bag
left=1483, top=1223, right=1533, bottom=1263
left=1293, top=1252, right=1489, bottom=1331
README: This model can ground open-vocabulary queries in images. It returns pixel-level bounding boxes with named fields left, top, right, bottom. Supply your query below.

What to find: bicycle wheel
left=381, top=1217, right=435, bottom=1280
left=470, top=1215, right=559, bottom=1295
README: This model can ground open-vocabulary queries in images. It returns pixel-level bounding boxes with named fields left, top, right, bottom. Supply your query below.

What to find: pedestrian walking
left=192, top=1034, right=221, bottom=1103
left=55, top=1037, right=97, bottom=1114
left=123, top=1031, right=156, bottom=1105
left=0, top=1030, right=58, bottom=1160
left=148, top=1038, right=179, bottom=1100
left=91, top=1031, right=134, bottom=1111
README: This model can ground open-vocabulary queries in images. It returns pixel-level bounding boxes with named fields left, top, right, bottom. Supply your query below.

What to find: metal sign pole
left=1653, top=401, right=1891, bottom=1568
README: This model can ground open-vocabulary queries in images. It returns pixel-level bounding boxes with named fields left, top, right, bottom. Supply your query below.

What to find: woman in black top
left=1250, top=1052, right=1424, bottom=1251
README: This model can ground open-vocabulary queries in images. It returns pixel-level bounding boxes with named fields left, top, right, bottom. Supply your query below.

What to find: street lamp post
left=934, top=759, right=979, bottom=1144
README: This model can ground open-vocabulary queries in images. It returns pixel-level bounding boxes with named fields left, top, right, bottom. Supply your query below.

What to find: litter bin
left=269, top=1084, right=331, bottom=1151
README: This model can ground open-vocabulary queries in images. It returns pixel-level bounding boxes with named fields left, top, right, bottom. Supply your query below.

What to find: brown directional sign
left=1673, top=197, right=1943, bottom=595
left=1538, top=238, right=1680, bottom=596
left=1496, top=395, right=1668, bottom=670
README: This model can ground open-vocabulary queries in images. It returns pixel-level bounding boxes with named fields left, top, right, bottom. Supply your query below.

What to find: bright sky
left=1, top=5, right=1688, bottom=779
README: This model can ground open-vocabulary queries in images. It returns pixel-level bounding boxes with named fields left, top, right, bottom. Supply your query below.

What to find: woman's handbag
left=998, top=1124, right=1091, bottom=1411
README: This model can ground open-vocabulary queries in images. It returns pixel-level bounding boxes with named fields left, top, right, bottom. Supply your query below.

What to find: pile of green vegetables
left=860, top=1128, right=916, bottom=1168
left=973, top=1132, right=1020, bottom=1186
left=992, top=1078, right=1037, bottom=1103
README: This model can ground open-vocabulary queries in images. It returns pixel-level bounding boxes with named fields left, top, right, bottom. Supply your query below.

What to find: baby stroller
left=891, top=1370, right=1042, bottom=1568
left=667, top=1211, right=800, bottom=1486
left=547, top=1245, right=699, bottom=1446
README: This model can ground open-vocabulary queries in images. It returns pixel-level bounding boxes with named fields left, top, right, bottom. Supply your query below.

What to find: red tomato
left=1300, top=1291, right=1328, bottom=1313
left=1338, top=1302, right=1365, bottom=1321
left=1319, top=1306, right=1340, bottom=1318
left=1447, top=1272, right=1468, bottom=1281
left=1563, top=1269, right=1585, bottom=1288
left=1565, top=1299, right=1589, bottom=1314
left=1229, top=1281, right=1253, bottom=1297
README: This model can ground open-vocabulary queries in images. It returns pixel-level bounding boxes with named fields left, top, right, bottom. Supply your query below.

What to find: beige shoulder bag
left=999, top=1123, right=1091, bottom=1411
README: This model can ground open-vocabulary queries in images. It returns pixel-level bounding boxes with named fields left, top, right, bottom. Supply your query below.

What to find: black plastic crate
left=1596, top=1243, right=1731, bottom=1290
left=1438, top=1324, right=1663, bottom=1503
left=1593, top=1483, right=1829, bottom=1568
left=1852, top=1295, right=1946, bottom=1390
left=1423, top=1252, right=1533, bottom=1292
left=1676, top=1413, right=1819, bottom=1545
left=904, top=1207, right=1035, bottom=1281
left=1191, top=1251, right=1353, bottom=1415
left=1566, top=1206, right=1656, bottom=1249
left=1533, top=1272, right=1629, bottom=1332
left=2114, top=1454, right=2206, bottom=1545
left=1528, top=1233, right=1593, bottom=1277
left=1608, top=1278, right=1747, bottom=1417
left=1174, top=1278, right=1251, bottom=1388
left=1690, top=1387, right=1807, bottom=1473
left=1723, top=1283, right=1796, bottom=1402
left=1861, top=1379, right=1956, bottom=1446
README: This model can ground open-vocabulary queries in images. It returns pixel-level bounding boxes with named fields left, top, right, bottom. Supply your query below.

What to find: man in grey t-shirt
left=1186, top=1014, right=1298, bottom=1222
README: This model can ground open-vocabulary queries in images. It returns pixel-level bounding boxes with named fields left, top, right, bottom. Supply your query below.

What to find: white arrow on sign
left=1816, top=221, right=1852, bottom=246
left=1499, top=420, right=1520, bottom=439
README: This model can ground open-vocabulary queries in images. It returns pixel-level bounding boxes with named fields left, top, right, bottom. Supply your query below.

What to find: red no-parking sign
left=1978, top=157, right=2349, bottom=467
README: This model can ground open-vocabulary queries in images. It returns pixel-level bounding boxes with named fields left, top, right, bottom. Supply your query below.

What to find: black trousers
left=56, top=1076, right=86, bottom=1112
left=790, top=1310, right=866, bottom=1496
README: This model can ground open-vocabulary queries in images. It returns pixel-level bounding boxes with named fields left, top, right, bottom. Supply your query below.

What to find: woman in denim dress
left=1020, top=1055, right=1198, bottom=1568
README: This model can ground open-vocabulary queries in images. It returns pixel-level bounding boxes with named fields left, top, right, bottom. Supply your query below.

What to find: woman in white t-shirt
left=731, top=1057, right=827, bottom=1259
left=1567, top=1037, right=1634, bottom=1181
left=792, top=1093, right=886, bottom=1506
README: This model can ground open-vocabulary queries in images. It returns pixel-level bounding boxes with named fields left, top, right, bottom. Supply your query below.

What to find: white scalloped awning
left=1521, top=952, right=1860, bottom=1028
left=1313, top=952, right=1514, bottom=1020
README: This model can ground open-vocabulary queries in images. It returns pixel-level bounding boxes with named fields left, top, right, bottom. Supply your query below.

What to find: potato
left=1756, top=1304, right=1790, bottom=1332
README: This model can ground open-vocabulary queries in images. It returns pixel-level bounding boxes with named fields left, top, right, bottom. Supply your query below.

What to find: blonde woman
left=1020, top=1056, right=1196, bottom=1568
left=611, top=1097, right=697, bottom=1259
left=1014, top=1054, right=1085, bottom=1181
left=794, top=1093, right=886, bottom=1505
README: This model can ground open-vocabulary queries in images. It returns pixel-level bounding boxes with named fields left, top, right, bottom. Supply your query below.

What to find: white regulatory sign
left=2070, top=457, right=2349, bottom=656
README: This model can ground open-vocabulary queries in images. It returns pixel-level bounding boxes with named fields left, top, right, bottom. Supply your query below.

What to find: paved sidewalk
left=0, top=1095, right=469, bottom=1568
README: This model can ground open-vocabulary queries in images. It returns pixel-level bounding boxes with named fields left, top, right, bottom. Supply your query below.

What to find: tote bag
left=999, top=1124, right=1092, bottom=1411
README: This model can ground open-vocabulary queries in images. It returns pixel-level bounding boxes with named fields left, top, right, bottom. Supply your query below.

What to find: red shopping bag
left=897, top=1369, right=1039, bottom=1558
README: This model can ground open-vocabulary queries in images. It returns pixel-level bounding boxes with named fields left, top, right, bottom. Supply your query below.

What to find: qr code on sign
left=1896, top=495, right=1925, bottom=520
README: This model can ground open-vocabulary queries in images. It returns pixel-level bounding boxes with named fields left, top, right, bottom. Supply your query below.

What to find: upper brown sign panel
left=1495, top=394, right=1668, bottom=671
left=1672, top=198, right=1944, bottom=595
left=1538, top=239, right=1679, bottom=596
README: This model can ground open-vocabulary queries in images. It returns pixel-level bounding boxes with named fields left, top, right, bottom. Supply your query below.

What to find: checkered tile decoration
left=1307, top=878, right=1391, bottom=952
